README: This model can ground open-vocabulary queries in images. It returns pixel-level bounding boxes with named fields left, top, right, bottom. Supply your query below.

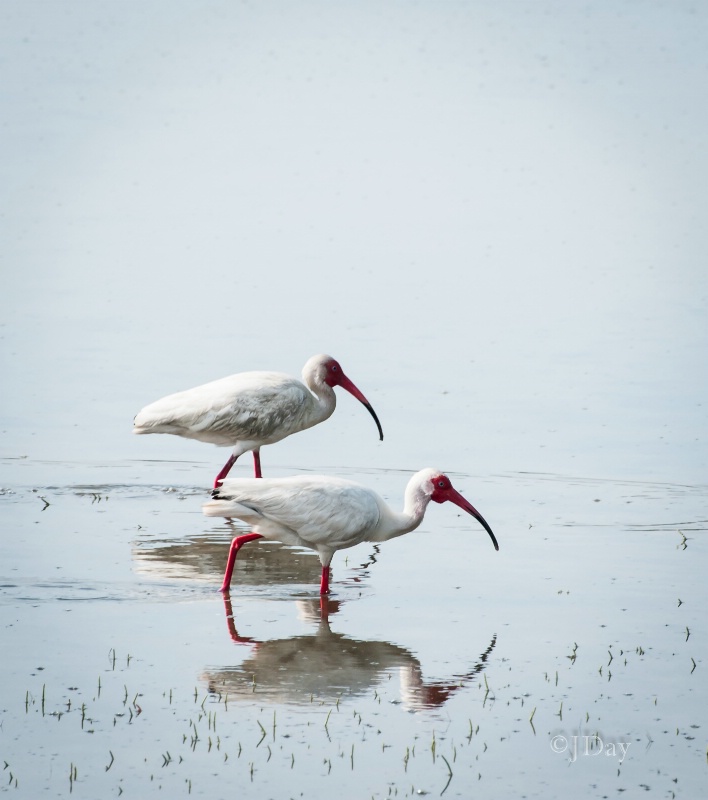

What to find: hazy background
left=1, top=0, right=706, bottom=486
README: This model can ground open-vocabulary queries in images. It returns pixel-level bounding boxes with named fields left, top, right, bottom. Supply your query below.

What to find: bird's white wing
left=134, top=371, right=313, bottom=445
left=204, top=476, right=381, bottom=549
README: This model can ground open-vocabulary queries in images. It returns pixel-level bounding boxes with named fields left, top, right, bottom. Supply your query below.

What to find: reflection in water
left=201, top=595, right=497, bottom=711
left=131, top=527, right=379, bottom=590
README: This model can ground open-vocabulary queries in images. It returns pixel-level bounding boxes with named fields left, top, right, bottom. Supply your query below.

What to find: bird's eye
left=331, top=364, right=338, bottom=371
left=437, top=480, right=446, bottom=488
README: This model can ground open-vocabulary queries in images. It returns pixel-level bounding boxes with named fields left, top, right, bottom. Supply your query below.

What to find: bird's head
left=427, top=471, right=499, bottom=551
left=303, top=354, right=384, bottom=441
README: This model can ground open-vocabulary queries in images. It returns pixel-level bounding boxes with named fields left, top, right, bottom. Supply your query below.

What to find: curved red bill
left=446, top=487, right=499, bottom=551
left=337, top=373, right=384, bottom=441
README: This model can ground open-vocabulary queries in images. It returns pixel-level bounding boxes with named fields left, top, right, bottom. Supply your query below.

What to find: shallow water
left=2, top=468, right=705, bottom=797
left=2, top=1, right=707, bottom=797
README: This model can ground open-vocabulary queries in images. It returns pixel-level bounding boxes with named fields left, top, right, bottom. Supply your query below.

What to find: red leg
left=222, top=591, right=259, bottom=643
left=319, top=565, right=331, bottom=595
left=214, top=454, right=238, bottom=488
left=319, top=596, right=340, bottom=621
left=220, top=533, right=263, bottom=592
left=253, top=450, right=262, bottom=478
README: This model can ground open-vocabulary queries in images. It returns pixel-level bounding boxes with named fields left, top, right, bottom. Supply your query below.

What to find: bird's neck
left=307, top=382, right=337, bottom=425
left=373, top=489, right=431, bottom=542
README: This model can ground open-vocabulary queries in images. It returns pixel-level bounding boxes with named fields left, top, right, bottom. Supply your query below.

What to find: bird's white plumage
left=203, top=474, right=383, bottom=564
left=133, top=354, right=383, bottom=487
left=202, top=468, right=461, bottom=568
left=207, top=468, right=498, bottom=593
left=133, top=370, right=324, bottom=448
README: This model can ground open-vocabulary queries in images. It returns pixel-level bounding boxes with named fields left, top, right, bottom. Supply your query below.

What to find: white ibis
left=133, top=354, right=383, bottom=487
left=203, top=468, right=499, bottom=594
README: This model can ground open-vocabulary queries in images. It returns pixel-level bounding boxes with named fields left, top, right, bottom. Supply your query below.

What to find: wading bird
left=203, top=469, right=499, bottom=594
left=133, top=354, right=383, bottom=487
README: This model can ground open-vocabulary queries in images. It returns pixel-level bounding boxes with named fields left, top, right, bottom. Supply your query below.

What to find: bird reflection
left=132, top=529, right=325, bottom=586
left=131, top=527, right=379, bottom=591
left=201, top=594, right=497, bottom=711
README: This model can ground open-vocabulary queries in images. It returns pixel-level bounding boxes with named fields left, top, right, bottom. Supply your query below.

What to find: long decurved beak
left=337, top=373, right=384, bottom=441
left=447, top=488, right=499, bottom=551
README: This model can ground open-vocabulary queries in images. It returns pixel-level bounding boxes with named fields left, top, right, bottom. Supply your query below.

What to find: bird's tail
left=203, top=497, right=257, bottom=520
left=203, top=498, right=231, bottom=517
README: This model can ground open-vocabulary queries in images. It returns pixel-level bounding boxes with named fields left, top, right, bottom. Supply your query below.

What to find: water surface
left=1, top=1, right=707, bottom=797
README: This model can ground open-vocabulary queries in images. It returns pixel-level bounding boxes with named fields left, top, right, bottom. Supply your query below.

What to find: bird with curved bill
left=134, top=354, right=384, bottom=487
left=204, top=468, right=499, bottom=594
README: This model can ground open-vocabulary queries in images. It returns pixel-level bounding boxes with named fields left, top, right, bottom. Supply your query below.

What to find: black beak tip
left=364, top=402, right=384, bottom=441
left=483, top=524, right=499, bottom=552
